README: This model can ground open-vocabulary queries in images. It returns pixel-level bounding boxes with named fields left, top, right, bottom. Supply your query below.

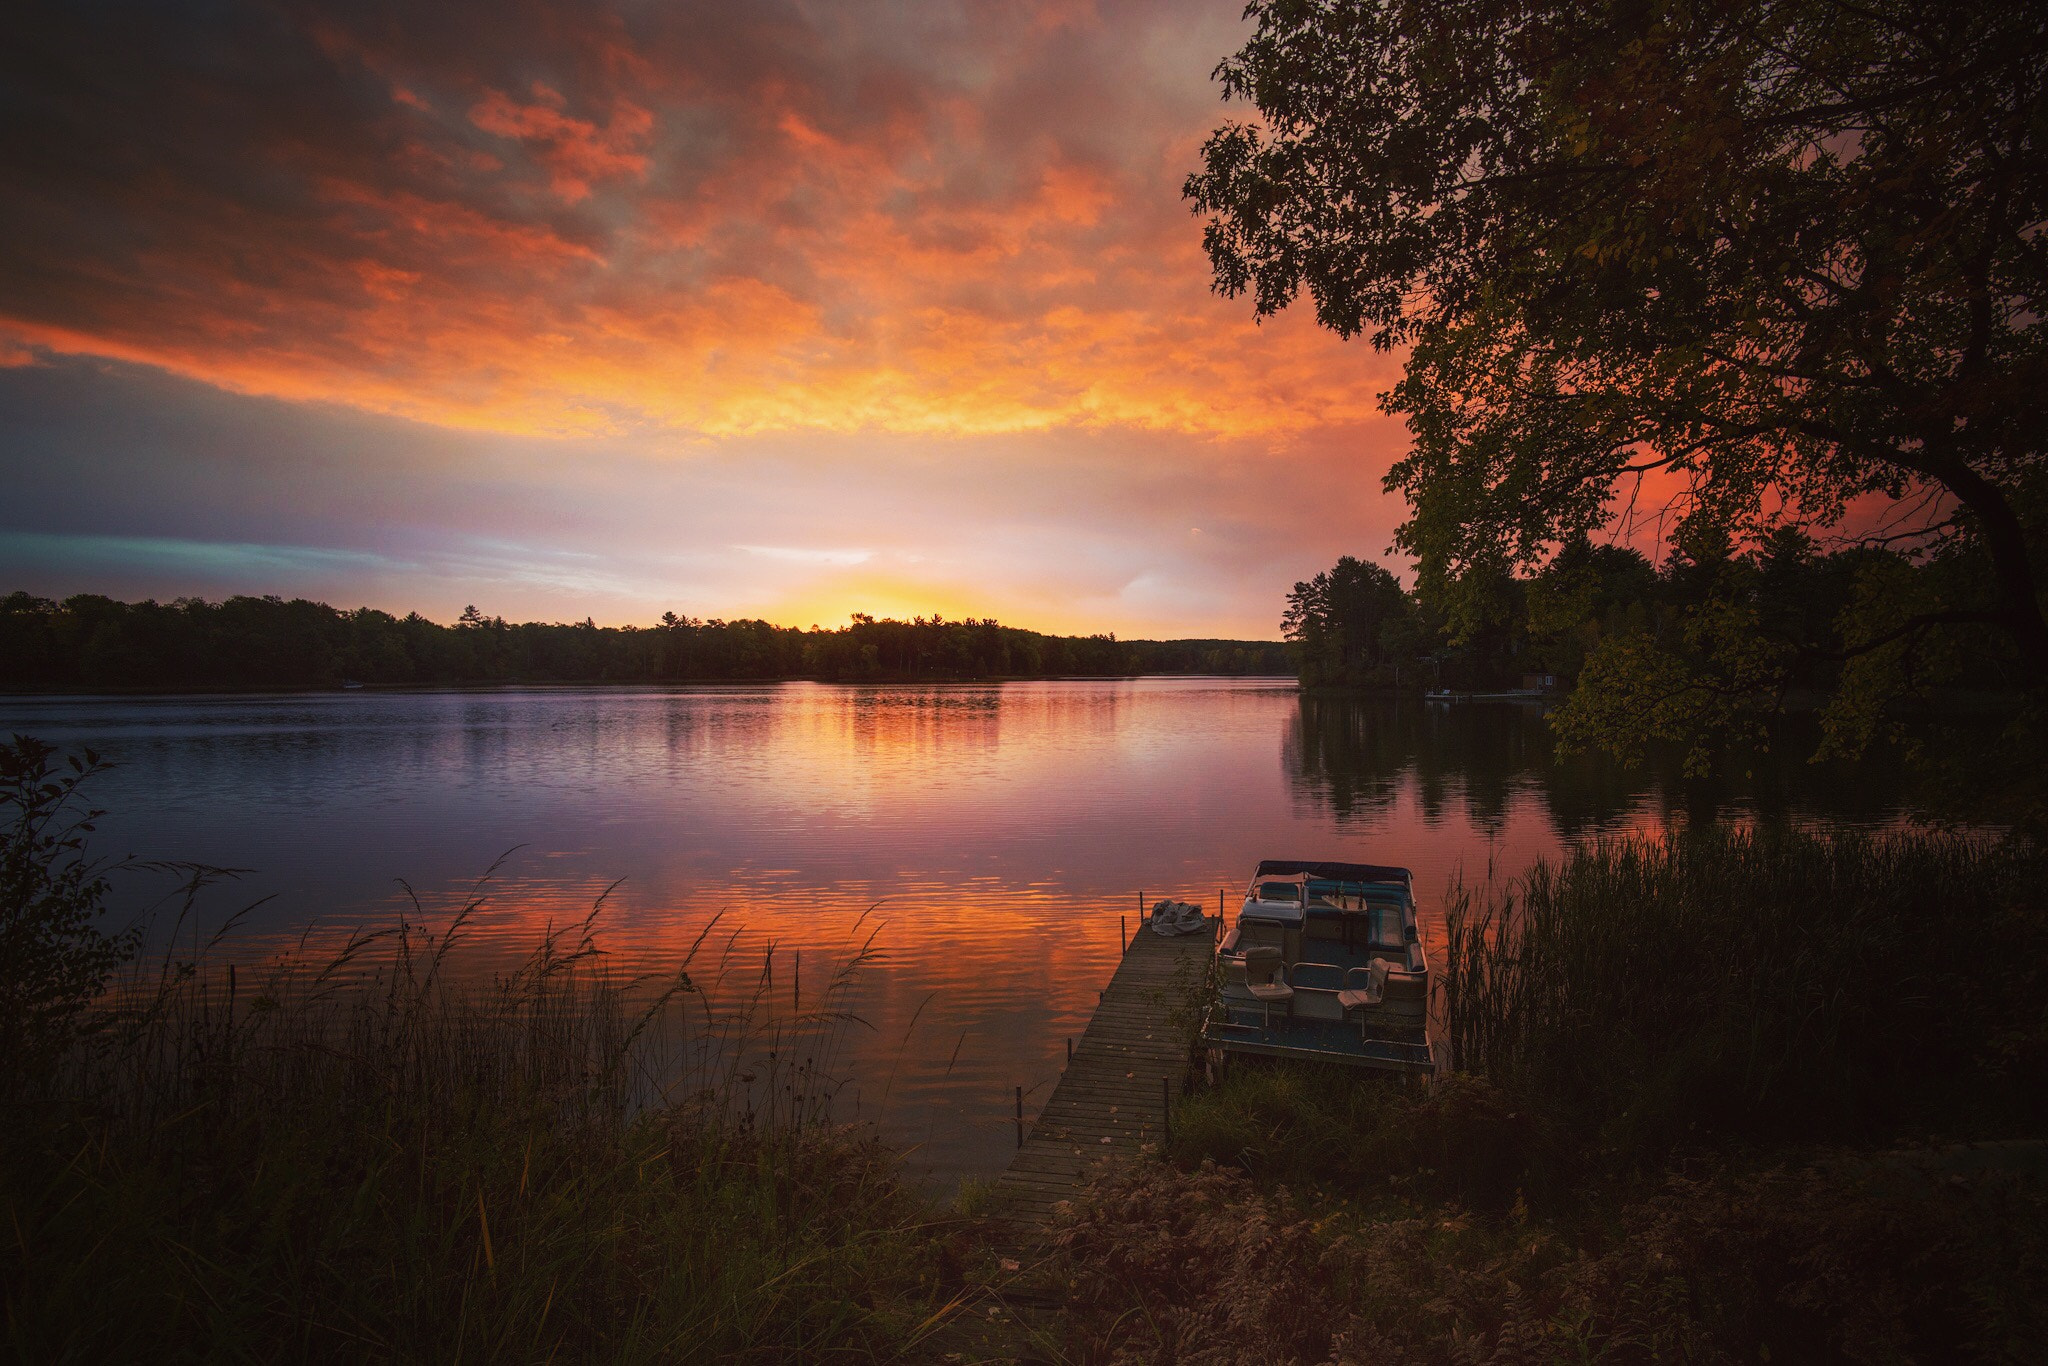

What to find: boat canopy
left=1253, top=859, right=1411, bottom=886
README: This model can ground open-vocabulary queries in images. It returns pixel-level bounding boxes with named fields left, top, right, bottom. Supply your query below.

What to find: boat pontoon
left=1203, top=859, right=1434, bottom=1074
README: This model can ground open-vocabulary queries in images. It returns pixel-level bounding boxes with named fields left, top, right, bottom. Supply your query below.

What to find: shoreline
left=0, top=671, right=1303, bottom=700
left=5, top=739, right=2040, bottom=1360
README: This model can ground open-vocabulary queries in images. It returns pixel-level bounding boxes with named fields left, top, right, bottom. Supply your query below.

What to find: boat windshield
left=1252, top=881, right=1302, bottom=903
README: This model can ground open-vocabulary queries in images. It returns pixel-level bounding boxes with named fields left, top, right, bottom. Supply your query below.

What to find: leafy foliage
left=1282, top=555, right=1424, bottom=687
left=1282, top=531, right=2014, bottom=764
left=1191, top=0, right=2048, bottom=776
left=0, top=735, right=135, bottom=1093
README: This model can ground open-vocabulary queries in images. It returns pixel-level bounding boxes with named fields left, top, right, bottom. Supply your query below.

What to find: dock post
left=1015, top=1085, right=1024, bottom=1148
left=1120, top=915, right=1127, bottom=952
left=793, top=950, right=800, bottom=1014
left=1066, top=1037, right=1072, bottom=1063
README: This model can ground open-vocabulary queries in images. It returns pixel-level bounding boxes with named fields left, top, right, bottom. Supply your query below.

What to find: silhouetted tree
left=1190, top=0, right=2047, bottom=794
left=0, top=595, right=1288, bottom=690
left=1283, top=556, right=1418, bottom=687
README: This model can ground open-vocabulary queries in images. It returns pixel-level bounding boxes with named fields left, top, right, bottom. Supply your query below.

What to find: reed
left=1441, top=825, right=2047, bottom=1162
left=2, top=877, right=970, bottom=1362
left=1134, top=829, right=2048, bottom=1362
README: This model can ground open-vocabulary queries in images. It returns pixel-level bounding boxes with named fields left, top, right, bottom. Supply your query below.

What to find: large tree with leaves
left=1284, top=555, right=1423, bottom=687
left=1189, top=0, right=2047, bottom=775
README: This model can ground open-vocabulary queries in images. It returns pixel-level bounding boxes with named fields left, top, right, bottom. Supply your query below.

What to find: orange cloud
left=467, top=85, right=653, bottom=203
left=0, top=0, right=1392, bottom=446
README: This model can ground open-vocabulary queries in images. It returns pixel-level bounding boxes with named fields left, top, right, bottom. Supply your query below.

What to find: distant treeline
left=1284, top=530, right=2024, bottom=695
left=0, top=592, right=1292, bottom=691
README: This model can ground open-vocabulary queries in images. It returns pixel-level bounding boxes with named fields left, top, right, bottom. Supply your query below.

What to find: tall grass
left=2, top=875, right=973, bottom=1362
left=1442, top=826, right=2047, bottom=1160
left=1135, top=829, right=2048, bottom=1361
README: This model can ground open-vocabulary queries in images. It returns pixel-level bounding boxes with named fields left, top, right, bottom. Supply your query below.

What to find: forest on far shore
left=0, top=591, right=1293, bottom=691
left=1284, top=528, right=2027, bottom=699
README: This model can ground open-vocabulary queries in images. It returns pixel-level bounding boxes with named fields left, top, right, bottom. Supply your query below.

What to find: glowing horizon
left=0, top=0, right=1415, bottom=639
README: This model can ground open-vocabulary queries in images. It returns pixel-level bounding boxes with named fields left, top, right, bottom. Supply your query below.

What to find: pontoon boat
left=1204, top=859, right=1434, bottom=1074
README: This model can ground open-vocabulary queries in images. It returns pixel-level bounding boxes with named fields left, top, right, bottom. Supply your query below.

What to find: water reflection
left=0, top=681, right=1922, bottom=1186
left=1289, top=694, right=1923, bottom=838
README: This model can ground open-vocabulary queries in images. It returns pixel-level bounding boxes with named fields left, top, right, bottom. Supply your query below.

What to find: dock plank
left=989, top=922, right=1215, bottom=1229
left=960, top=921, right=1218, bottom=1360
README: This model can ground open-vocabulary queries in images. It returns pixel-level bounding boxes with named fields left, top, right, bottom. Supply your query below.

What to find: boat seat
left=1234, top=921, right=1287, bottom=952
left=1378, top=969, right=1427, bottom=1026
left=1336, top=959, right=1390, bottom=1013
left=1243, top=946, right=1293, bottom=1025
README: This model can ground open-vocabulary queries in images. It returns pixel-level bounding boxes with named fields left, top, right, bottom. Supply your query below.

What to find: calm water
left=0, top=679, right=1922, bottom=1183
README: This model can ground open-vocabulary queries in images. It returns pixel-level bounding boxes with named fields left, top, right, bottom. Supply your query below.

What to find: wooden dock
left=990, top=919, right=1218, bottom=1226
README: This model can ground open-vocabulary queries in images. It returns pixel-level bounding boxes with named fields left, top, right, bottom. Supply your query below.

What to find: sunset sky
left=0, top=0, right=1419, bottom=639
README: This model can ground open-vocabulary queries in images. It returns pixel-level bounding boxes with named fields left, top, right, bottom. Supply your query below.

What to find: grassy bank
left=1057, top=828, right=2048, bottom=1363
left=6, top=952, right=982, bottom=1362
left=1, top=740, right=983, bottom=1362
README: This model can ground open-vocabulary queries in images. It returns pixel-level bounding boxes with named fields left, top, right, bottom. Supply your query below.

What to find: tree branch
left=1815, top=610, right=2004, bottom=662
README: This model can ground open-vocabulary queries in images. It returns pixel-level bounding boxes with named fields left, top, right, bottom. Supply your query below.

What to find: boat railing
left=1302, top=877, right=1410, bottom=907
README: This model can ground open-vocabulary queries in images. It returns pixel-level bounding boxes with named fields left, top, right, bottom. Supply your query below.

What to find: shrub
left=0, top=734, right=137, bottom=1095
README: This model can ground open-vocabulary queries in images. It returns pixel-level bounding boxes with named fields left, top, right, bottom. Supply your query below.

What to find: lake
left=0, top=678, right=1926, bottom=1184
